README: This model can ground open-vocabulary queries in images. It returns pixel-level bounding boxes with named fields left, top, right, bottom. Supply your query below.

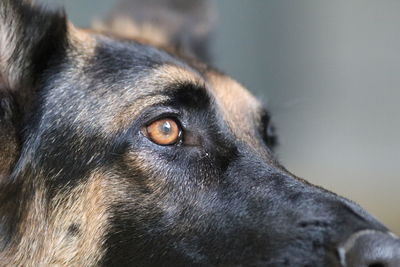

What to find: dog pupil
left=160, top=121, right=171, bottom=135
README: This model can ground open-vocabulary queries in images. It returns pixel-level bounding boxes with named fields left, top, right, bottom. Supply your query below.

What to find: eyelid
left=145, top=113, right=181, bottom=127
left=136, top=105, right=181, bottom=127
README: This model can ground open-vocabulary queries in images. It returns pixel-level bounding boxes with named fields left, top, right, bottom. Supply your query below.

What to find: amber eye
left=145, top=118, right=181, bottom=145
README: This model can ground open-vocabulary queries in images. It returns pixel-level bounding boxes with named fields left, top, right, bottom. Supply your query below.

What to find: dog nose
left=337, top=230, right=400, bottom=267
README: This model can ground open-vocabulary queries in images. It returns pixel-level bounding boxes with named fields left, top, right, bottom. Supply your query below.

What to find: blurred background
left=43, top=0, right=399, bottom=233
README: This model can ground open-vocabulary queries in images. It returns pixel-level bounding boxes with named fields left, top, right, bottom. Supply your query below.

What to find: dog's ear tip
left=0, top=0, right=68, bottom=90
left=98, top=0, right=216, bottom=64
left=0, top=0, right=68, bottom=135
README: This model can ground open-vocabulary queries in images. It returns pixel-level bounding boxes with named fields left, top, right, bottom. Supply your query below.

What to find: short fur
left=0, top=0, right=397, bottom=266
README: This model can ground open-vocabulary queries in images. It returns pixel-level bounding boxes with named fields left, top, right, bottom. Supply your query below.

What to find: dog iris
left=146, top=118, right=181, bottom=145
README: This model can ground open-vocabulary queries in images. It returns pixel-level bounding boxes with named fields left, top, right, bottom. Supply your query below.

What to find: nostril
left=338, top=230, right=400, bottom=267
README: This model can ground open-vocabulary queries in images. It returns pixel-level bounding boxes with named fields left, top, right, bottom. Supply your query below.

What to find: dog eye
left=264, top=123, right=278, bottom=148
left=260, top=112, right=278, bottom=148
left=145, top=118, right=181, bottom=145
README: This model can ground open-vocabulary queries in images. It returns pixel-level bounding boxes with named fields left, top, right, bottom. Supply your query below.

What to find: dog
left=0, top=0, right=399, bottom=266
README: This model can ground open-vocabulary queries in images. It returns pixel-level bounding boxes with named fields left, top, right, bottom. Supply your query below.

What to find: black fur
left=0, top=0, right=398, bottom=266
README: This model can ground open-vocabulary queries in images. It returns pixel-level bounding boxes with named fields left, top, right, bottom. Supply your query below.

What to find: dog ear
left=0, top=93, right=19, bottom=181
left=96, top=0, right=216, bottom=64
left=0, top=0, right=67, bottom=178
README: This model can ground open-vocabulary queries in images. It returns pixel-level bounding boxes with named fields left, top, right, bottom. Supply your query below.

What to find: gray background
left=43, top=0, right=400, bottom=234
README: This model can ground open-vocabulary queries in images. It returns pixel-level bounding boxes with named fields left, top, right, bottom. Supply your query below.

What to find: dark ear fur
left=97, top=0, right=215, bottom=63
left=0, top=0, right=67, bottom=178
left=0, top=92, right=18, bottom=181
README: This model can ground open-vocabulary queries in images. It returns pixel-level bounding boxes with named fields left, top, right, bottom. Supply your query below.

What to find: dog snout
left=337, top=230, right=400, bottom=267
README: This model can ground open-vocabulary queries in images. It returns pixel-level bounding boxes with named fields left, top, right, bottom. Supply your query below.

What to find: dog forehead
left=47, top=28, right=262, bottom=138
left=68, top=27, right=258, bottom=108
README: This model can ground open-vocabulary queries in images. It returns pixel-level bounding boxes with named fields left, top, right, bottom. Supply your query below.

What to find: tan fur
left=1, top=171, right=112, bottom=266
left=94, top=17, right=170, bottom=47
left=206, top=72, right=263, bottom=149
left=68, top=24, right=97, bottom=57
left=154, top=64, right=202, bottom=85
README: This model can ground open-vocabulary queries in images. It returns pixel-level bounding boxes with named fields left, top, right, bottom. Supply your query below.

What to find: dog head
left=0, top=0, right=399, bottom=266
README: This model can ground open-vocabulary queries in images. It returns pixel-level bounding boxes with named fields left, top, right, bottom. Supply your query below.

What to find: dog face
left=0, top=0, right=399, bottom=266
